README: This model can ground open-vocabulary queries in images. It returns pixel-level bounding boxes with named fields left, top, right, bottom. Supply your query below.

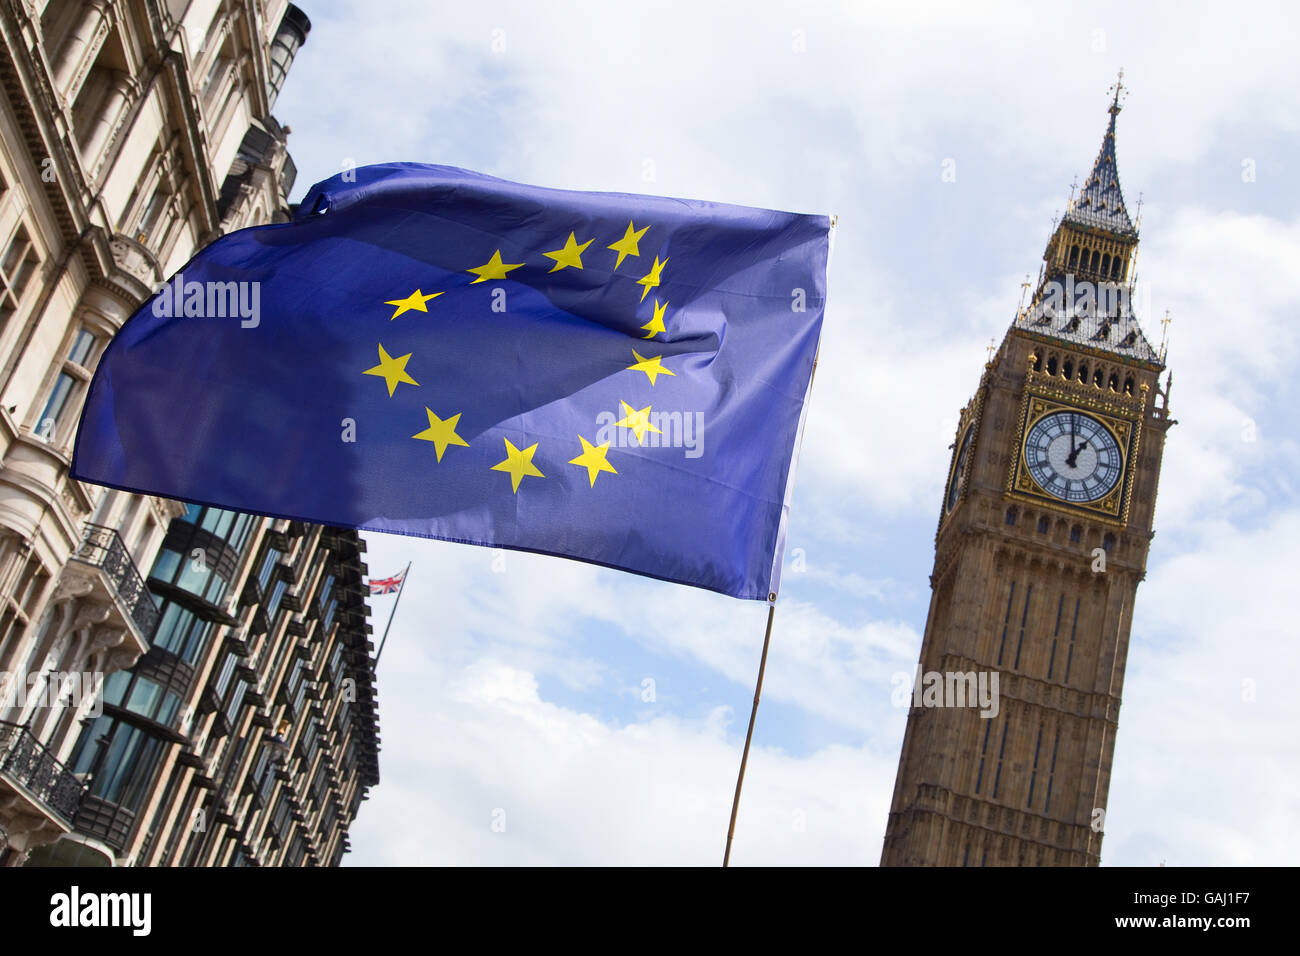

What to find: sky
left=272, top=0, right=1300, bottom=865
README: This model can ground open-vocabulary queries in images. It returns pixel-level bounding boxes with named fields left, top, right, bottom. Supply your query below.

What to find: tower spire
left=1108, top=67, right=1126, bottom=114
left=1062, top=72, right=1136, bottom=237
left=1016, top=79, right=1160, bottom=366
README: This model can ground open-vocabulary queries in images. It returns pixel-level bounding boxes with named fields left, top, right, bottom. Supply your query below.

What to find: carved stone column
left=50, top=0, right=111, bottom=102
left=78, top=71, right=132, bottom=170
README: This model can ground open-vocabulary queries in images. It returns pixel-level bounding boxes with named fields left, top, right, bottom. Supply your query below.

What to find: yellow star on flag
left=543, top=232, right=593, bottom=273
left=608, top=220, right=649, bottom=269
left=491, top=437, right=545, bottom=493
left=637, top=255, right=668, bottom=302
left=363, top=344, right=418, bottom=396
left=385, top=288, right=442, bottom=319
left=627, top=349, right=675, bottom=386
left=641, top=299, right=668, bottom=338
left=614, top=401, right=662, bottom=443
left=468, top=250, right=525, bottom=284
left=412, top=408, right=470, bottom=461
left=568, top=435, right=618, bottom=487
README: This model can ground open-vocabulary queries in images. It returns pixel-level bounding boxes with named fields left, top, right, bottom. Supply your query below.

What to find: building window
left=1004, top=507, right=1017, bottom=526
left=1037, top=516, right=1049, bottom=534
left=70, top=716, right=168, bottom=812
left=266, top=577, right=288, bottom=620
left=132, top=185, right=169, bottom=246
left=150, top=600, right=212, bottom=664
left=257, top=548, right=282, bottom=592
left=34, top=327, right=98, bottom=443
left=1, top=225, right=41, bottom=326
left=1069, top=525, right=1082, bottom=543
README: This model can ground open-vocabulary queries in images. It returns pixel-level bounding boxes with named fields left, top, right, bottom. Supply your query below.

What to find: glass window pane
left=151, top=548, right=180, bottom=584
left=102, top=670, right=130, bottom=707
left=66, top=329, right=95, bottom=365
left=37, top=372, right=76, bottom=436
left=125, top=677, right=163, bottom=721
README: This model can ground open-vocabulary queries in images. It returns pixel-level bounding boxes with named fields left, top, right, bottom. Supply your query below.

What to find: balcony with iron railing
left=70, top=522, right=161, bottom=639
left=0, top=720, right=85, bottom=828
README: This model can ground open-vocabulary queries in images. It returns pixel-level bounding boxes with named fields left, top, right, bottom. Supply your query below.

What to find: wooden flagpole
left=373, top=561, right=411, bottom=666
left=723, top=601, right=777, bottom=866
left=721, top=213, right=834, bottom=867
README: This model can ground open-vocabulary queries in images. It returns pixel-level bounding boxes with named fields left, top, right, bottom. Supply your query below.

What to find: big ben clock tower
left=881, top=80, right=1175, bottom=866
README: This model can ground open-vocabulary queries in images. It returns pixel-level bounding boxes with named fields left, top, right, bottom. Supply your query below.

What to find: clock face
left=1024, top=410, right=1123, bottom=503
left=946, top=425, right=974, bottom=512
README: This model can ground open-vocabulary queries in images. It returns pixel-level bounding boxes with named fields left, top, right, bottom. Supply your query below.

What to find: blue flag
left=72, top=164, right=830, bottom=600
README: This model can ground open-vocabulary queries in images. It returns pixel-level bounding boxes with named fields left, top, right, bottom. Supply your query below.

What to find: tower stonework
left=881, top=90, right=1174, bottom=866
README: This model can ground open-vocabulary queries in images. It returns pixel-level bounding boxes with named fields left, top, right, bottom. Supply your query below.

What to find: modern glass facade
left=28, top=507, right=379, bottom=867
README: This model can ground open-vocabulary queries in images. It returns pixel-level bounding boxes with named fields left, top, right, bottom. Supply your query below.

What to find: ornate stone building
left=0, top=1, right=380, bottom=866
left=881, top=86, right=1174, bottom=866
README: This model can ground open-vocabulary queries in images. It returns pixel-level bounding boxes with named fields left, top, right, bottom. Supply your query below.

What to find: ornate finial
left=1159, top=308, right=1172, bottom=361
left=1068, top=175, right=1079, bottom=205
left=986, top=338, right=997, bottom=363
left=1016, top=273, right=1032, bottom=318
left=1134, top=190, right=1144, bottom=230
left=1108, top=68, right=1126, bottom=114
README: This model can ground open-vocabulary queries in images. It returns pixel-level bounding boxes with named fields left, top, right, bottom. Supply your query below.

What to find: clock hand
left=1065, top=440, right=1088, bottom=469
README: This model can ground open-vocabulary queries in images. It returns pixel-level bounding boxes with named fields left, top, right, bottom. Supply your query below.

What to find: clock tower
left=880, top=82, right=1175, bottom=866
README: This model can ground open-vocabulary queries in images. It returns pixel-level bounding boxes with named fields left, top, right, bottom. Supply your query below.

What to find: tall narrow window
left=1047, top=593, right=1065, bottom=679
left=133, top=185, right=168, bottom=245
left=991, top=720, right=1011, bottom=799
left=35, top=327, right=99, bottom=444
left=0, top=225, right=41, bottom=326
left=1012, top=584, right=1033, bottom=670
left=1063, top=598, right=1081, bottom=683
left=1026, top=725, right=1044, bottom=807
left=996, top=582, right=1017, bottom=666
left=974, top=720, right=993, bottom=794
left=1044, top=729, right=1061, bottom=812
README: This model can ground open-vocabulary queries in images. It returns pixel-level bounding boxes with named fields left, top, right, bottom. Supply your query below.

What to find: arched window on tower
left=1093, top=368, right=1104, bottom=387
left=1033, top=352, right=1043, bottom=372
left=1101, top=253, right=1111, bottom=277
left=1047, top=356, right=1058, bottom=376
left=1103, top=532, right=1116, bottom=552
left=1124, top=376, right=1134, bottom=396
left=1063, top=359, right=1073, bottom=380
left=1070, top=525, right=1082, bottom=543
left=1037, top=516, right=1049, bottom=534
left=1005, top=507, right=1018, bottom=527
left=1078, top=363, right=1088, bottom=383
left=1068, top=245, right=1079, bottom=269
left=1111, top=256, right=1122, bottom=279
left=1090, top=250, right=1101, bottom=272
left=1108, top=373, right=1119, bottom=392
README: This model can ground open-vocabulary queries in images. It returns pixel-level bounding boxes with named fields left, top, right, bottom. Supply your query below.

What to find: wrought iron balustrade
left=0, top=720, right=85, bottom=824
left=73, top=523, right=161, bottom=637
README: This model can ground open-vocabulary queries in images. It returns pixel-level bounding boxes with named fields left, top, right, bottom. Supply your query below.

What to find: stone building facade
left=0, top=0, right=381, bottom=866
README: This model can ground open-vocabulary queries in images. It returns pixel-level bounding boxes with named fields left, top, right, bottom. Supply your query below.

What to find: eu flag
left=72, top=164, right=830, bottom=600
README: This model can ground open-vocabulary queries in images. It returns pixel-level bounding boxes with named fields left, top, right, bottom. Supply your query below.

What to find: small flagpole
left=373, top=561, right=411, bottom=667
left=723, top=601, right=776, bottom=867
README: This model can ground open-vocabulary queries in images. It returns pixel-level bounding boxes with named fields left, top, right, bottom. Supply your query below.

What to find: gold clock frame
left=1006, top=375, right=1143, bottom=526
left=938, top=387, right=986, bottom=534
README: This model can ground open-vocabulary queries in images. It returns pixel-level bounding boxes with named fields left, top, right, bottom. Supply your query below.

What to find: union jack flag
left=368, top=570, right=405, bottom=595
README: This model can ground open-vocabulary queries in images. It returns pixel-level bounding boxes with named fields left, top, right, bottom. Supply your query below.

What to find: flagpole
left=722, top=601, right=776, bottom=867
left=720, top=215, right=833, bottom=867
left=373, top=560, right=411, bottom=667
